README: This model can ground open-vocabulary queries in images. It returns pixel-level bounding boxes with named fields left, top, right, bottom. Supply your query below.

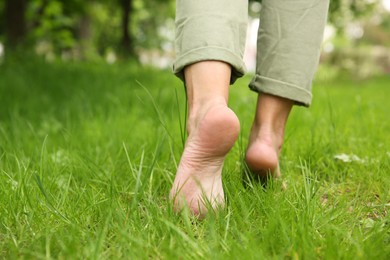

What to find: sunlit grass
left=0, top=58, right=389, bottom=258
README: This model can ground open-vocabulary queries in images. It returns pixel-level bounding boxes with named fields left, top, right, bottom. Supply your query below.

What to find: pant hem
left=249, top=75, right=312, bottom=107
left=173, top=46, right=246, bottom=85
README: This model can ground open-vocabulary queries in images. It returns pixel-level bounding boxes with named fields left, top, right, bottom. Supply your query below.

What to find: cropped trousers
left=173, top=0, right=329, bottom=106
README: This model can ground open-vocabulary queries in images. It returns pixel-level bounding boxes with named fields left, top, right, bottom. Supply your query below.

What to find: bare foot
left=170, top=103, right=240, bottom=217
left=245, top=129, right=281, bottom=178
left=245, top=94, right=293, bottom=181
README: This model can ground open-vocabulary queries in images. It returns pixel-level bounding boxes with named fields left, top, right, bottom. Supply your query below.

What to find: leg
left=170, top=61, right=240, bottom=216
left=245, top=94, right=293, bottom=178
left=246, top=0, right=329, bottom=177
left=170, top=0, right=247, bottom=216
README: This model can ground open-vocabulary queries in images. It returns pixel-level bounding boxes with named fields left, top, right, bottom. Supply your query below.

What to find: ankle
left=249, top=125, right=284, bottom=153
left=187, top=97, right=228, bottom=135
left=251, top=94, right=293, bottom=136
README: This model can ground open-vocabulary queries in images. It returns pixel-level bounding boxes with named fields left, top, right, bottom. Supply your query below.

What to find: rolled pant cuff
left=173, top=46, right=246, bottom=85
left=249, top=75, right=312, bottom=106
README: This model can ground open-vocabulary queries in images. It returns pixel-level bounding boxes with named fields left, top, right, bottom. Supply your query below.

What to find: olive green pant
left=173, top=0, right=329, bottom=106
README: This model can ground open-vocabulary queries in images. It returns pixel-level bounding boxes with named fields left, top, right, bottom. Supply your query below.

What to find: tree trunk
left=77, top=15, right=92, bottom=60
left=5, top=0, right=27, bottom=47
left=120, top=0, right=135, bottom=57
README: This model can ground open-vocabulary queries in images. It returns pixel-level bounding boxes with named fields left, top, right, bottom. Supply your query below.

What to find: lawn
left=1, top=57, right=389, bottom=259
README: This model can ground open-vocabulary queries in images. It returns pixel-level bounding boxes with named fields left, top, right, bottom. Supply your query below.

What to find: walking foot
left=170, top=104, right=240, bottom=217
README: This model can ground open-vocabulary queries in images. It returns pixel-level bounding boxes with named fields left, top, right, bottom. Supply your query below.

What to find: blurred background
left=0, top=0, right=389, bottom=78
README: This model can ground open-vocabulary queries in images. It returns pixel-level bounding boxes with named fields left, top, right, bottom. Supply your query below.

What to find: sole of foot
left=170, top=104, right=240, bottom=218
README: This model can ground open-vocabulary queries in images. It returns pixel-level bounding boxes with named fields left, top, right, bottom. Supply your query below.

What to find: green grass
left=1, top=57, right=389, bottom=259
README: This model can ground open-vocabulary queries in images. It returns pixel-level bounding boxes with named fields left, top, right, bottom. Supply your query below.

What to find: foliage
left=133, top=0, right=175, bottom=49
left=27, top=1, right=77, bottom=51
left=250, top=0, right=381, bottom=26
left=328, top=0, right=379, bottom=31
left=0, top=0, right=387, bottom=62
left=1, top=0, right=175, bottom=60
left=0, top=1, right=4, bottom=41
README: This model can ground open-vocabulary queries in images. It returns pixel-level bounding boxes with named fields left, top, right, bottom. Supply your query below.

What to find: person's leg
left=246, top=94, right=293, bottom=177
left=170, top=61, right=239, bottom=217
left=173, top=0, right=248, bottom=84
left=170, top=0, right=248, bottom=216
left=246, top=0, right=329, bottom=177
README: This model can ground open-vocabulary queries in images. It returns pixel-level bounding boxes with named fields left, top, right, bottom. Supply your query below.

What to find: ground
left=0, top=57, right=389, bottom=258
